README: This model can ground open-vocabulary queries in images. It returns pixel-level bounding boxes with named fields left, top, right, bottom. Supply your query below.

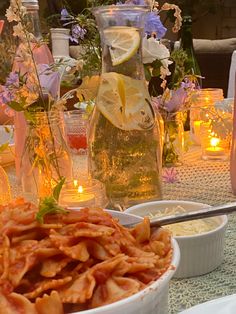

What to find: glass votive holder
left=59, top=178, right=108, bottom=209
left=200, top=122, right=229, bottom=161
left=190, top=88, right=224, bottom=145
left=0, top=165, right=11, bottom=205
left=63, top=110, right=89, bottom=179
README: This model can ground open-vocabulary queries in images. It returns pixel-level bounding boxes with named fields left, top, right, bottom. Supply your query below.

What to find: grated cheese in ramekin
left=149, top=206, right=219, bottom=236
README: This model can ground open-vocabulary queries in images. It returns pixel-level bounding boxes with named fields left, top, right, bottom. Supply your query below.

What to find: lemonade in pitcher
left=89, top=6, right=163, bottom=209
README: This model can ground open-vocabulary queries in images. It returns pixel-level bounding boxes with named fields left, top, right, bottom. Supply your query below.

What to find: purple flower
left=152, top=96, right=161, bottom=113
left=0, top=86, right=13, bottom=105
left=70, top=24, right=87, bottom=43
left=145, top=12, right=167, bottom=39
left=125, top=0, right=146, bottom=4
left=61, top=8, right=70, bottom=21
left=162, top=167, right=179, bottom=183
left=163, top=88, right=187, bottom=113
left=5, top=72, right=19, bottom=87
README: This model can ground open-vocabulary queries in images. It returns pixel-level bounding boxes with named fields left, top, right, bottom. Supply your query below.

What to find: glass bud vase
left=89, top=5, right=163, bottom=209
left=21, top=111, right=73, bottom=202
left=0, top=165, right=11, bottom=205
left=163, top=112, right=184, bottom=167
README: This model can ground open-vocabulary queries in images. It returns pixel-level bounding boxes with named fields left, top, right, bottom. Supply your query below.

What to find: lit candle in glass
left=59, top=183, right=95, bottom=208
left=190, top=88, right=224, bottom=145
left=206, top=137, right=225, bottom=156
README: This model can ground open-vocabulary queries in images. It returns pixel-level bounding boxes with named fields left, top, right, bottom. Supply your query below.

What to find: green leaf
left=53, top=177, right=66, bottom=201
left=7, top=101, right=24, bottom=112
left=36, top=196, right=68, bottom=224
left=0, top=142, right=9, bottom=153
left=4, top=126, right=11, bottom=134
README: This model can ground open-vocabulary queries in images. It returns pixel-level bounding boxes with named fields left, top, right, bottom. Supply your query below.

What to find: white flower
left=142, top=36, right=172, bottom=70
left=6, top=7, right=19, bottom=22
left=13, top=22, right=24, bottom=38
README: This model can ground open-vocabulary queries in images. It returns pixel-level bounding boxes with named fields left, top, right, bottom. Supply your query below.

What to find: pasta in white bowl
left=0, top=200, right=180, bottom=314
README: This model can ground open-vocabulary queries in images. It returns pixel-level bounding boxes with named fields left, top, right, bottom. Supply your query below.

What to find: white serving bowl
left=125, top=201, right=228, bottom=278
left=73, top=210, right=180, bottom=314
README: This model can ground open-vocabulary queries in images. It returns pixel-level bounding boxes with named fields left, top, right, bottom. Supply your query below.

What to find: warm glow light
left=210, top=137, right=220, bottom=147
left=78, top=185, right=83, bottom=193
left=73, top=179, right=78, bottom=187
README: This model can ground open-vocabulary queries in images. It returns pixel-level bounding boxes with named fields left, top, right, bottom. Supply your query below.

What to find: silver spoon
left=120, top=202, right=236, bottom=228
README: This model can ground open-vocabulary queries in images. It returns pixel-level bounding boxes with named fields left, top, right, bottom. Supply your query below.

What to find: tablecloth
left=162, top=148, right=236, bottom=313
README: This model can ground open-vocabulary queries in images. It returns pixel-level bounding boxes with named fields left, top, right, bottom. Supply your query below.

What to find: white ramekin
left=125, top=200, right=228, bottom=278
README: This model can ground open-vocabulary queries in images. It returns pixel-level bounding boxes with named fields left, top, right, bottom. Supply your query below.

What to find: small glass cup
left=63, top=110, right=89, bottom=179
left=198, top=98, right=233, bottom=161
left=190, top=88, right=224, bottom=145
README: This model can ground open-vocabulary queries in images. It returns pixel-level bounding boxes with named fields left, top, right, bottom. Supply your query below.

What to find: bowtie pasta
left=0, top=199, right=172, bottom=313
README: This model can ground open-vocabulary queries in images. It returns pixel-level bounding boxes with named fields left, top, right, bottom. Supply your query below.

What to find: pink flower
left=162, top=167, right=179, bottom=183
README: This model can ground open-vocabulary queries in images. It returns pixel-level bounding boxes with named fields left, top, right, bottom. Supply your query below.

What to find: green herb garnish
left=36, top=196, right=68, bottom=224
left=53, top=177, right=66, bottom=201
left=36, top=177, right=67, bottom=224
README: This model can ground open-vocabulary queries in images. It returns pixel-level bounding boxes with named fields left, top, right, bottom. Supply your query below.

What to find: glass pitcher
left=89, top=5, right=163, bottom=209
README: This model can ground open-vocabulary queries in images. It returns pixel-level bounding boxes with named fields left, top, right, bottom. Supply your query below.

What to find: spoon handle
left=149, top=202, right=236, bottom=228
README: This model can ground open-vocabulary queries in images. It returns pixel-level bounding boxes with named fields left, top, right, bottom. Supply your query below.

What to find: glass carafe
left=89, top=5, right=163, bottom=209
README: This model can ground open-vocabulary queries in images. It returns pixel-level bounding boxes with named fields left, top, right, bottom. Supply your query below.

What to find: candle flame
left=78, top=185, right=83, bottom=193
left=73, top=179, right=78, bottom=187
left=210, top=137, right=220, bottom=147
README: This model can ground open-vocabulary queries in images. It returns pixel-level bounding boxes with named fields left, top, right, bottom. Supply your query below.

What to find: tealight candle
left=205, top=146, right=225, bottom=156
left=59, top=185, right=95, bottom=208
left=202, top=136, right=227, bottom=160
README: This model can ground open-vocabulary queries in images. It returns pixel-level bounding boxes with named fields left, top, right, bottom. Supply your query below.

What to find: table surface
left=163, top=148, right=236, bottom=313
left=4, top=146, right=236, bottom=314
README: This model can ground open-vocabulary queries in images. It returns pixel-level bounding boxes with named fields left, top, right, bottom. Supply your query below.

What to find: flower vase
left=0, top=165, right=11, bottom=205
left=163, top=112, right=184, bottom=167
left=88, top=6, right=163, bottom=210
left=21, top=111, right=73, bottom=201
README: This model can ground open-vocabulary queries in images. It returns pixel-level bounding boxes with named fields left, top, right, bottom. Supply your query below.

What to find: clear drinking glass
left=88, top=6, right=163, bottom=209
left=64, top=110, right=89, bottom=179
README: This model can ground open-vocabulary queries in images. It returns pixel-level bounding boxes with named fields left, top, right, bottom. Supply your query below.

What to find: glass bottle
left=13, top=0, right=54, bottom=182
left=89, top=5, right=163, bottom=210
left=230, top=73, right=236, bottom=194
left=179, top=15, right=202, bottom=131
left=180, top=15, right=201, bottom=82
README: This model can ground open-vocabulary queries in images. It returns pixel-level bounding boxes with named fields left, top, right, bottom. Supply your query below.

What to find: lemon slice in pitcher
left=96, top=72, right=155, bottom=131
left=104, top=26, right=140, bottom=66
left=96, top=72, right=126, bottom=129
